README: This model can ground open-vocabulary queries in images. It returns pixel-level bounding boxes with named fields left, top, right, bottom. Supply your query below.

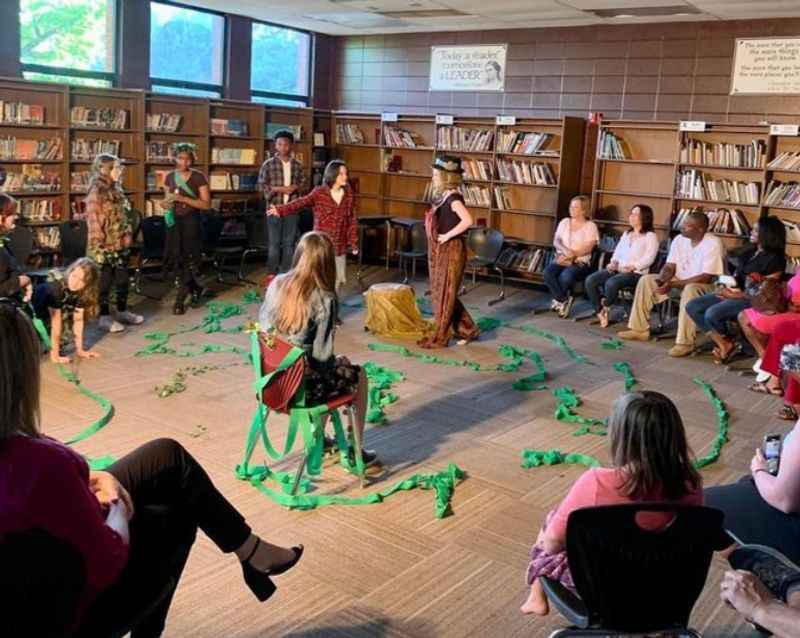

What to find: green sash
left=164, top=170, right=198, bottom=228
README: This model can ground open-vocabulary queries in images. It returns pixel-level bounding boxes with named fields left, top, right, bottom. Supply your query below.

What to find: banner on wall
left=731, top=37, right=800, bottom=95
left=429, top=45, right=507, bottom=92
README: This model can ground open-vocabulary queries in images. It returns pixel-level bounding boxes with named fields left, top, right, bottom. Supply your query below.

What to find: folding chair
left=235, top=330, right=366, bottom=498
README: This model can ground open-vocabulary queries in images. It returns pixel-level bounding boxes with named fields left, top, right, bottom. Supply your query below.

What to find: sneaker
left=668, top=343, right=694, bottom=357
left=559, top=296, right=574, bottom=319
left=618, top=329, right=650, bottom=342
left=347, top=447, right=380, bottom=468
left=116, top=310, right=144, bottom=325
left=98, top=315, right=125, bottom=333
left=754, top=358, right=771, bottom=383
left=550, top=299, right=560, bottom=311
left=730, top=544, right=800, bottom=601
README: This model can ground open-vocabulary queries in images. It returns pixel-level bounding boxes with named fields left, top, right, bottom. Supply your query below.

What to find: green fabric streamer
left=476, top=316, right=508, bottom=333
left=692, top=377, right=730, bottom=469
left=363, top=361, right=405, bottom=424
left=612, top=361, right=637, bottom=391
left=517, top=324, right=590, bottom=364
left=242, top=289, right=261, bottom=304
left=521, top=448, right=601, bottom=469
left=243, top=462, right=466, bottom=518
left=552, top=386, right=608, bottom=436
left=601, top=338, right=624, bottom=350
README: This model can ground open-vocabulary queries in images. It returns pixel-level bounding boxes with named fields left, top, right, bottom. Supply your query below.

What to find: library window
left=150, top=1, right=225, bottom=97
left=251, top=22, right=311, bottom=105
left=19, top=0, right=117, bottom=87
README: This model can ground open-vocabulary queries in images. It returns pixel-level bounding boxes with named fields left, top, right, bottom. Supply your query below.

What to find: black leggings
left=704, top=475, right=800, bottom=564
left=75, top=439, right=251, bottom=638
left=167, top=213, right=203, bottom=297
left=99, top=259, right=130, bottom=316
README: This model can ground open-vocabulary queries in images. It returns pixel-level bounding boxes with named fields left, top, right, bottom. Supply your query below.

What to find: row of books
left=146, top=113, right=182, bottom=133
left=496, top=246, right=554, bottom=273
left=460, top=184, right=492, bottom=208
left=70, top=106, right=127, bottom=129
left=495, top=159, right=556, bottom=185
left=210, top=118, right=249, bottom=137
left=0, top=136, right=63, bottom=161
left=71, top=138, right=121, bottom=161
left=672, top=207, right=752, bottom=237
left=208, top=171, right=259, bottom=191
left=676, top=169, right=760, bottom=204
left=0, top=165, right=61, bottom=192
left=146, top=141, right=177, bottom=162
left=680, top=140, right=766, bottom=168
left=19, top=198, right=61, bottom=223
left=768, top=151, right=800, bottom=171
left=781, top=219, right=800, bottom=245
left=496, top=131, right=556, bottom=156
left=383, top=126, right=422, bottom=148
left=210, top=147, right=257, bottom=165
left=493, top=186, right=516, bottom=211
left=785, top=255, right=800, bottom=274
left=336, top=123, right=365, bottom=145
left=598, top=131, right=628, bottom=160
left=461, top=158, right=493, bottom=182
left=265, top=123, right=302, bottom=140
left=70, top=171, right=92, bottom=192
left=764, top=180, right=800, bottom=209
left=435, top=127, right=494, bottom=152
left=0, top=101, right=45, bottom=125
left=33, top=226, right=60, bottom=250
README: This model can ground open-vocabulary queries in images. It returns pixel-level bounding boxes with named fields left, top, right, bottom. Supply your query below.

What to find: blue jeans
left=543, top=262, right=592, bottom=302
left=266, top=214, right=299, bottom=274
left=584, top=270, right=641, bottom=312
left=685, top=293, right=750, bottom=336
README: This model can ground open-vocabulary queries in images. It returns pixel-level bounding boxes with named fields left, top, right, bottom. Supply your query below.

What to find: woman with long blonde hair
left=419, top=155, right=480, bottom=348
left=258, top=231, right=379, bottom=467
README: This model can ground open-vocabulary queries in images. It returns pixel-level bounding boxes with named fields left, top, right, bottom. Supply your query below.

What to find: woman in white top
left=585, top=204, right=659, bottom=327
left=543, top=195, right=600, bottom=318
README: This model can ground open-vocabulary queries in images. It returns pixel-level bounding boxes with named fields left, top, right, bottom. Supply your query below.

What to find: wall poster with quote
left=731, top=37, right=800, bottom=95
left=429, top=45, right=507, bottom=92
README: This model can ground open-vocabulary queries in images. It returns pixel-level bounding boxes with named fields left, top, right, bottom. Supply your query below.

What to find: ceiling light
left=590, top=5, right=702, bottom=18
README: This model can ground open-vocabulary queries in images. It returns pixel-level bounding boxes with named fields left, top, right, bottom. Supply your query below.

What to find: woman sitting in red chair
left=258, top=231, right=379, bottom=468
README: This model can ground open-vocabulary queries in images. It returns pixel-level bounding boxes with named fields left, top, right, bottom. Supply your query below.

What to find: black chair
left=134, top=215, right=168, bottom=299
left=201, top=213, right=246, bottom=285
left=58, top=220, right=88, bottom=267
left=462, top=227, right=505, bottom=306
left=397, top=220, right=427, bottom=284
left=541, top=503, right=723, bottom=637
left=238, top=212, right=269, bottom=282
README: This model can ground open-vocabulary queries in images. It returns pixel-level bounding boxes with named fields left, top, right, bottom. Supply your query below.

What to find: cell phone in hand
left=717, top=275, right=739, bottom=289
left=764, top=433, right=782, bottom=475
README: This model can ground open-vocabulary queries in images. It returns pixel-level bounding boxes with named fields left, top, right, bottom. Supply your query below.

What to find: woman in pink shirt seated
left=0, top=303, right=303, bottom=636
left=521, top=391, right=703, bottom=616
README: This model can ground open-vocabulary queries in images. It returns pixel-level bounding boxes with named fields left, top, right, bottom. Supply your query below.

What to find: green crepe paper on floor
left=692, top=377, right=730, bottom=469
left=340, top=296, right=365, bottom=309
left=243, top=462, right=466, bottom=518
left=601, top=338, right=624, bottom=351
left=242, top=289, right=261, bottom=304
left=612, top=361, right=637, bottom=391
left=363, top=361, right=405, bottom=425
left=521, top=449, right=601, bottom=469
left=517, top=324, right=590, bottom=364
left=552, top=386, right=608, bottom=436
left=476, top=316, right=508, bottom=333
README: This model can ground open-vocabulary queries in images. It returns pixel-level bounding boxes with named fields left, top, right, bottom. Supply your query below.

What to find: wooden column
left=225, top=15, right=252, bottom=101
left=0, top=0, right=21, bottom=78
left=117, top=0, right=150, bottom=89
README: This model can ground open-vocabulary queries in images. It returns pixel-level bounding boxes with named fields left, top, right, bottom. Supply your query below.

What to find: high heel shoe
left=240, top=539, right=304, bottom=601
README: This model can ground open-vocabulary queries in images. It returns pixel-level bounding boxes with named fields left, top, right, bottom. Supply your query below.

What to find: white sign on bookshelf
left=770, top=123, right=800, bottom=136
left=496, top=115, right=516, bottom=126
left=381, top=112, right=398, bottom=122
left=429, top=45, right=507, bottom=92
left=679, top=121, right=707, bottom=132
left=731, top=37, right=800, bottom=95
left=435, top=114, right=454, bottom=125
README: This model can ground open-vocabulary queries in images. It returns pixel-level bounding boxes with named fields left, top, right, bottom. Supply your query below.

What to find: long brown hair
left=0, top=301, right=41, bottom=440
left=608, top=391, right=701, bottom=500
left=273, top=232, right=337, bottom=334
left=65, top=258, right=100, bottom=320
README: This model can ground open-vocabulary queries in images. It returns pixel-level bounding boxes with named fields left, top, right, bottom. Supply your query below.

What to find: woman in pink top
left=521, top=391, right=703, bottom=616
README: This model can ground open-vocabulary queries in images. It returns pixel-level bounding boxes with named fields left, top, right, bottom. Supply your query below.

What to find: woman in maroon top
left=418, top=155, right=480, bottom=349
left=0, top=304, right=303, bottom=636
left=268, top=159, right=358, bottom=291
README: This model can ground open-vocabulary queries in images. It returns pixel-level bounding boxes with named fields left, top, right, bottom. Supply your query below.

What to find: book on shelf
left=0, top=164, right=61, bottom=193
left=70, top=170, right=90, bottom=192
left=676, top=169, right=760, bottom=204
left=673, top=206, right=751, bottom=237
left=70, top=106, right=127, bottom=130
left=768, top=151, right=800, bottom=171
left=208, top=171, right=259, bottom=191
left=459, top=184, right=492, bottom=208
left=781, top=219, right=800, bottom=245
left=265, top=123, right=302, bottom=140
left=680, top=139, right=765, bottom=168
left=144, top=199, right=164, bottom=217
left=19, top=198, right=61, bottom=223
left=336, top=123, right=365, bottom=145
left=146, top=113, right=182, bottom=133
left=764, top=180, right=800, bottom=209
left=383, top=125, right=423, bottom=149
left=33, top=226, right=60, bottom=250
left=145, top=170, right=171, bottom=191
left=598, top=130, right=629, bottom=160
left=71, top=138, right=121, bottom=161
left=436, top=127, right=494, bottom=152
left=493, top=185, right=515, bottom=210
left=70, top=200, right=86, bottom=219
left=146, top=141, right=174, bottom=163
left=496, top=246, right=552, bottom=273
left=461, top=158, right=493, bottom=182
left=211, top=118, right=249, bottom=137
left=0, top=101, right=45, bottom=125
left=496, top=131, right=555, bottom=155
left=0, top=136, right=62, bottom=160
left=383, top=152, right=403, bottom=173
left=786, top=255, right=800, bottom=274
left=495, top=158, right=556, bottom=185
left=210, top=147, right=256, bottom=165
left=313, top=132, right=325, bottom=146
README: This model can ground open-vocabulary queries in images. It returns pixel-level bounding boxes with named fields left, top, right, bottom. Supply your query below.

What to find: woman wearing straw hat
left=418, top=155, right=480, bottom=349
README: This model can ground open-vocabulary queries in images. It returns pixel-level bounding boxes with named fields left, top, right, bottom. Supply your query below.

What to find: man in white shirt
left=619, top=210, right=725, bottom=356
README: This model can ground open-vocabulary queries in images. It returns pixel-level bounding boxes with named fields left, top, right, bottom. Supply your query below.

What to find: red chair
left=235, top=329, right=366, bottom=499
